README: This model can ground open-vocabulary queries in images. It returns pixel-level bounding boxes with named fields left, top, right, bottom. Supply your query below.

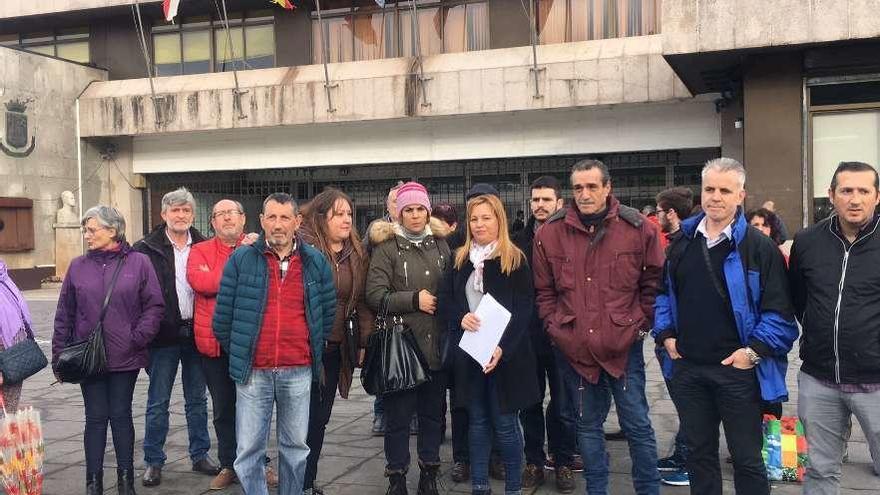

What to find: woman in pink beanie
left=365, top=181, right=452, bottom=495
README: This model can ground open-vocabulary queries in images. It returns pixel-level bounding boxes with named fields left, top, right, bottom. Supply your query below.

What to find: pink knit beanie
left=395, top=182, right=432, bottom=218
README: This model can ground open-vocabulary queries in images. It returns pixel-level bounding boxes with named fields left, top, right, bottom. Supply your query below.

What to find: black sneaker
left=657, top=455, right=685, bottom=472
left=372, top=414, right=386, bottom=436
left=450, top=462, right=470, bottom=483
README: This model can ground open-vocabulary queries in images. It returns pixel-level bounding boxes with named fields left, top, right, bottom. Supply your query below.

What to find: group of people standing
left=35, top=154, right=880, bottom=495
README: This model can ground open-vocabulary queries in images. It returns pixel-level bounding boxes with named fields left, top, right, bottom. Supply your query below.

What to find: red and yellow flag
left=269, top=0, right=295, bottom=10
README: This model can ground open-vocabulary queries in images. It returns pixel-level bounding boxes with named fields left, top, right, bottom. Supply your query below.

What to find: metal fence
left=147, top=147, right=719, bottom=235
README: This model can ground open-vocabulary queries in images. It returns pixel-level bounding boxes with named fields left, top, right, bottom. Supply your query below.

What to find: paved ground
left=18, top=289, right=879, bottom=494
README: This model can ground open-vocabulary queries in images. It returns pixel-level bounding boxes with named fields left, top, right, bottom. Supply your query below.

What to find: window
left=151, top=10, right=275, bottom=76
left=0, top=198, right=34, bottom=253
left=1, top=28, right=90, bottom=64
left=536, top=0, right=661, bottom=44
left=311, top=0, right=489, bottom=64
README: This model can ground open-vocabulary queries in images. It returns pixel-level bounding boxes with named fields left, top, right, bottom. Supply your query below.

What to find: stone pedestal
left=54, top=224, right=80, bottom=279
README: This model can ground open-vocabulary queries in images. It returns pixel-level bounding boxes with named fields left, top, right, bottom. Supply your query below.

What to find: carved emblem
left=1, top=98, right=36, bottom=158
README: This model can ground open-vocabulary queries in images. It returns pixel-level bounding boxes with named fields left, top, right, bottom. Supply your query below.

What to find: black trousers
left=384, top=371, right=447, bottom=473
left=671, top=360, right=769, bottom=495
left=520, top=343, right=573, bottom=466
left=81, top=370, right=139, bottom=475
left=449, top=386, right=470, bottom=463
left=201, top=353, right=237, bottom=469
left=304, top=346, right=342, bottom=489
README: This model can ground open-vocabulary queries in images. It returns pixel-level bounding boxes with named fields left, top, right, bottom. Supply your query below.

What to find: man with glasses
left=187, top=200, right=276, bottom=490
left=133, top=188, right=220, bottom=487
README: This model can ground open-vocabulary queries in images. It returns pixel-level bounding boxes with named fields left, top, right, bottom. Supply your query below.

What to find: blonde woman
left=439, top=194, right=539, bottom=495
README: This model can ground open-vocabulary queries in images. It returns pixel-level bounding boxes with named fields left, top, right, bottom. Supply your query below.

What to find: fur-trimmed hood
left=368, top=216, right=451, bottom=246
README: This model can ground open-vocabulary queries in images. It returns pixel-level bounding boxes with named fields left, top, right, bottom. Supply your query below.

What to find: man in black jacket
left=789, top=161, right=880, bottom=493
left=133, top=188, right=219, bottom=487
left=513, top=176, right=579, bottom=493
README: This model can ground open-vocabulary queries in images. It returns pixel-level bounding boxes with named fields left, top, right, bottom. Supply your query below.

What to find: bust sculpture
left=55, top=190, right=78, bottom=225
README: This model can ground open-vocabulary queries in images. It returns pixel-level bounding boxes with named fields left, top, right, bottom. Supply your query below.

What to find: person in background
left=441, top=193, right=538, bottom=495
left=299, top=189, right=374, bottom=495
left=513, top=175, right=580, bottom=493
left=653, top=187, right=694, bottom=487
left=511, top=210, right=526, bottom=234
left=366, top=181, right=451, bottom=495
left=761, top=200, right=790, bottom=242
left=53, top=206, right=165, bottom=495
left=747, top=208, right=784, bottom=246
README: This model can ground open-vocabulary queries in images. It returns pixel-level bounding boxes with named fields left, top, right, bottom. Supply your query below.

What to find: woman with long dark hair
left=299, top=189, right=374, bottom=494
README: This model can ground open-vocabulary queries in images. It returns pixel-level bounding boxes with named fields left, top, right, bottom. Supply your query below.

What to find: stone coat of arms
left=1, top=97, right=36, bottom=158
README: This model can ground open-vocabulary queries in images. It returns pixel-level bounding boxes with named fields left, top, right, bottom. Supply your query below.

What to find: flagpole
left=529, top=0, right=543, bottom=99
left=315, top=0, right=337, bottom=113
left=218, top=0, right=248, bottom=120
left=132, top=0, right=163, bottom=126
left=409, top=0, right=430, bottom=108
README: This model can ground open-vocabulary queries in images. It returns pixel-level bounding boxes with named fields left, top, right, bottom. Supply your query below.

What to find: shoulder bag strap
left=93, top=256, right=127, bottom=333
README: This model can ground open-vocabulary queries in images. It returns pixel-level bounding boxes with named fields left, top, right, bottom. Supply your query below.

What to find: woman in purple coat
left=52, top=206, right=164, bottom=495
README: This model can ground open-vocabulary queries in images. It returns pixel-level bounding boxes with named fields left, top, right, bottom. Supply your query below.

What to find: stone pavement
left=19, top=290, right=879, bottom=494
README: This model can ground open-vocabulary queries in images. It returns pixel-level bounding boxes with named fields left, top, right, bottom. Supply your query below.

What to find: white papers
left=458, top=293, right=512, bottom=367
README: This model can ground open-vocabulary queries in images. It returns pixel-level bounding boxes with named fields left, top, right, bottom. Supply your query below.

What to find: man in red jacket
left=186, top=199, right=270, bottom=490
left=533, top=159, right=664, bottom=495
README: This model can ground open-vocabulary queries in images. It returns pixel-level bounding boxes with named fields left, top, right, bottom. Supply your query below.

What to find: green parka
left=365, top=217, right=451, bottom=370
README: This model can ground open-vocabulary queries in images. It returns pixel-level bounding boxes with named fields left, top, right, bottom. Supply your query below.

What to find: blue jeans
left=235, top=366, right=311, bottom=495
left=469, top=375, right=523, bottom=495
left=143, top=342, right=210, bottom=466
left=558, top=340, right=660, bottom=495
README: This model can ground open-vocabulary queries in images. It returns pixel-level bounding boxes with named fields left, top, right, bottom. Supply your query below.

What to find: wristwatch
left=743, top=347, right=762, bottom=365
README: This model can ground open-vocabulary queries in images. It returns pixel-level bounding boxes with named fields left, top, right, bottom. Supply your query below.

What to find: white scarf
left=469, top=241, right=498, bottom=293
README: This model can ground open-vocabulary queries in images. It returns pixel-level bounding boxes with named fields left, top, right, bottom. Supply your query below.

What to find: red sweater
left=252, top=252, right=312, bottom=369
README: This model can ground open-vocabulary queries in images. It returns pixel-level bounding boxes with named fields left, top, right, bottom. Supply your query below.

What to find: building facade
left=1, top=0, right=879, bottom=283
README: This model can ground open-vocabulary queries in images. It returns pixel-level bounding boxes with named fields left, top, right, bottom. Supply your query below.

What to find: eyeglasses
left=81, top=226, right=108, bottom=236
left=212, top=209, right=243, bottom=219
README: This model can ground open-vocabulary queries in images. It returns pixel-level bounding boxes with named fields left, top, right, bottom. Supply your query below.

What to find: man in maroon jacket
left=533, top=159, right=664, bottom=495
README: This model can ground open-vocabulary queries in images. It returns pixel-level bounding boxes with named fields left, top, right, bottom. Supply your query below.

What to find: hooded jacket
left=133, top=223, right=206, bottom=347
left=52, top=243, right=165, bottom=372
left=653, top=211, right=799, bottom=402
left=365, top=217, right=451, bottom=370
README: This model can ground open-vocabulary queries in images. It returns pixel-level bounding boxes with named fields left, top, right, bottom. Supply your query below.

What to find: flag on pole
left=269, top=0, right=295, bottom=9
left=163, top=0, right=181, bottom=22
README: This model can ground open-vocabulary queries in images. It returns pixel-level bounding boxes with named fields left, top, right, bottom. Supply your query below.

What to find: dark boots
left=86, top=471, right=103, bottom=495
left=386, top=471, right=408, bottom=495
left=417, top=463, right=440, bottom=495
left=117, top=468, right=137, bottom=495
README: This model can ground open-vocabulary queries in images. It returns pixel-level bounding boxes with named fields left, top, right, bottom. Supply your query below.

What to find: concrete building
left=1, top=0, right=879, bottom=284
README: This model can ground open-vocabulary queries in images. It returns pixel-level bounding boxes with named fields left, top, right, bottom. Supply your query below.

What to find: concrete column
left=743, top=53, right=803, bottom=230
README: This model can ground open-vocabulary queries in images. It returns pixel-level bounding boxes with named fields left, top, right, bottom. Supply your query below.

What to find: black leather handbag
left=361, top=295, right=430, bottom=396
left=54, top=256, right=125, bottom=384
left=0, top=319, right=48, bottom=384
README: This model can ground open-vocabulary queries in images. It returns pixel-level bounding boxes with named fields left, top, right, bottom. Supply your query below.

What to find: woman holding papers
left=365, top=181, right=451, bottom=495
left=440, top=193, right=539, bottom=495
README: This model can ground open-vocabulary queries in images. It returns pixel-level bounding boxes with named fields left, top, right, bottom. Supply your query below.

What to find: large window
left=809, top=79, right=880, bottom=222
left=0, top=28, right=90, bottom=64
left=311, top=0, right=489, bottom=64
left=152, top=10, right=275, bottom=76
left=536, top=0, right=660, bottom=44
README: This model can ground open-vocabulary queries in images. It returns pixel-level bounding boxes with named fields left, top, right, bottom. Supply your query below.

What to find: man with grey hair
left=534, top=159, right=664, bottom=494
left=133, top=187, right=219, bottom=487
left=213, top=192, right=336, bottom=495
left=653, top=157, right=798, bottom=494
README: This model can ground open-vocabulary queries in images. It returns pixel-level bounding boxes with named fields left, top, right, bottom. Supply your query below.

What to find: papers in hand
left=458, top=293, right=512, bottom=367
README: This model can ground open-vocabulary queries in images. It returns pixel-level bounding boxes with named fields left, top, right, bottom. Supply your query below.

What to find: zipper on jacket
left=275, top=267, right=281, bottom=368
left=404, top=260, right=409, bottom=286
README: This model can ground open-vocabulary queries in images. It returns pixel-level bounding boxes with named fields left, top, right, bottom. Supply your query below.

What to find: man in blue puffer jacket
left=213, top=193, right=336, bottom=495
left=652, top=158, right=799, bottom=495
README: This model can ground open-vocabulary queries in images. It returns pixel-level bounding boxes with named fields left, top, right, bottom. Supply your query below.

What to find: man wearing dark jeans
left=187, top=199, right=276, bottom=490
left=514, top=175, right=577, bottom=493
left=653, top=158, right=798, bottom=495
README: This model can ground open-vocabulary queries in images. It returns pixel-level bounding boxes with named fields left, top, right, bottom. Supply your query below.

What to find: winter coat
left=440, top=257, right=540, bottom=414
left=789, top=214, right=880, bottom=385
left=132, top=224, right=206, bottom=347
left=512, top=217, right=552, bottom=358
left=300, top=224, right=375, bottom=399
left=533, top=197, right=664, bottom=384
left=653, top=211, right=799, bottom=402
left=212, top=235, right=336, bottom=384
left=365, top=218, right=451, bottom=371
left=52, top=244, right=165, bottom=372
left=186, top=235, right=244, bottom=358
